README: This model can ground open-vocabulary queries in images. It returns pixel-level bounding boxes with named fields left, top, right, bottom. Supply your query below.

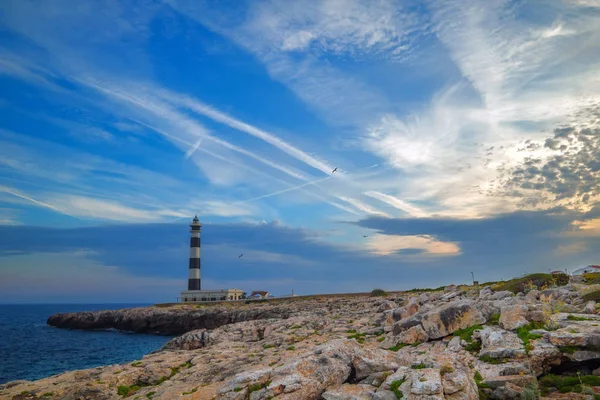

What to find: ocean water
left=0, top=304, right=173, bottom=384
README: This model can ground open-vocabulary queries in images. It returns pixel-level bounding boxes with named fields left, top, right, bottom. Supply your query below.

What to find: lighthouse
left=180, top=216, right=243, bottom=302
left=188, top=215, right=202, bottom=290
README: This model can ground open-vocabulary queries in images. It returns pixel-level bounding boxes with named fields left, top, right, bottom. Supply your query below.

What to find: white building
left=180, top=288, right=244, bottom=302
left=572, top=265, right=600, bottom=275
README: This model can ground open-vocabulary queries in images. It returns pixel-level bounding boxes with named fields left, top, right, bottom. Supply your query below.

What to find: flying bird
left=238, top=254, right=244, bottom=258
left=331, top=167, right=338, bottom=173
left=363, top=235, right=368, bottom=238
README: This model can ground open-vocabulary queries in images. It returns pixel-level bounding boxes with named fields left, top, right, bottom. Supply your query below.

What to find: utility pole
left=471, top=272, right=475, bottom=285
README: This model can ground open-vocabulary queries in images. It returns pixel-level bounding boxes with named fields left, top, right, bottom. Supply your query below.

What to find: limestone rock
left=477, top=326, right=526, bottom=360
left=420, top=300, right=486, bottom=340
left=394, top=325, right=429, bottom=345
left=321, top=384, right=376, bottom=400
left=499, top=304, right=529, bottom=330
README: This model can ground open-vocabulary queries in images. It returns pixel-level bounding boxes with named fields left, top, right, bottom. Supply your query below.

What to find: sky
left=0, top=0, right=599, bottom=303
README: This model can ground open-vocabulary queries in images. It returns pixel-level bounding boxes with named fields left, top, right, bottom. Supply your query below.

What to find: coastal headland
left=4, top=273, right=600, bottom=399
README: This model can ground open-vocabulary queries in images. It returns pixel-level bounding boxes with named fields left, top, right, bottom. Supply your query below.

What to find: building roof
left=249, top=291, right=269, bottom=297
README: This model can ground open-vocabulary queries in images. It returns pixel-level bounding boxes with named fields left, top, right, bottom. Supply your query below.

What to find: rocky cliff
left=4, top=277, right=600, bottom=399
left=46, top=304, right=294, bottom=335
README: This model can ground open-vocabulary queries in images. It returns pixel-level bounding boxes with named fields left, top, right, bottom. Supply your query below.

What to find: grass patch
left=516, top=322, right=545, bottom=354
left=583, top=273, right=600, bottom=285
left=248, top=380, right=271, bottom=395
left=479, top=355, right=507, bottom=364
left=388, top=343, right=409, bottom=352
left=371, top=288, right=388, bottom=297
left=567, top=314, right=593, bottom=321
left=233, top=387, right=243, bottom=392
left=290, top=324, right=302, bottom=330
left=182, top=388, right=198, bottom=395
left=453, top=325, right=483, bottom=342
left=539, top=374, right=600, bottom=395
left=440, top=365, right=454, bottom=375
left=262, top=344, right=275, bottom=349
left=464, top=340, right=482, bottom=353
left=390, top=378, right=405, bottom=399
left=42, top=393, right=54, bottom=397
left=474, top=371, right=491, bottom=400
left=347, top=332, right=367, bottom=343
left=117, top=385, right=145, bottom=397
left=286, top=346, right=295, bottom=351
left=492, top=273, right=569, bottom=293
left=488, top=313, right=501, bottom=325
left=558, top=346, right=578, bottom=354
left=411, top=363, right=427, bottom=369
left=583, top=290, right=600, bottom=302
left=146, top=392, right=156, bottom=399
left=130, top=361, right=143, bottom=367
left=377, top=337, right=386, bottom=342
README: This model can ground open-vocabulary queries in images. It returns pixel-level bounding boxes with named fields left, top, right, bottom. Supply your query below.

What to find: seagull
left=363, top=235, right=368, bottom=238
left=238, top=254, right=244, bottom=258
left=331, top=167, right=338, bottom=173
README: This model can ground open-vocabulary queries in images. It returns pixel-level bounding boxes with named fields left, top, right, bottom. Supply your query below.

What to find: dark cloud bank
left=1, top=204, right=599, bottom=301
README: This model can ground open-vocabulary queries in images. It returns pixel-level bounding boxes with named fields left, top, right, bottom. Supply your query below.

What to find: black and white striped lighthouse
left=188, top=215, right=202, bottom=290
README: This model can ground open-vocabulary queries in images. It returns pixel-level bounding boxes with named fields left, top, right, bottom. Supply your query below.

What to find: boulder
left=420, top=300, right=486, bottom=340
left=499, top=304, right=529, bottom=330
left=477, top=326, right=526, bottom=360
left=409, top=368, right=443, bottom=396
left=394, top=325, right=429, bottom=345
left=352, top=348, right=405, bottom=380
left=583, top=301, right=596, bottom=314
left=321, top=384, right=376, bottom=400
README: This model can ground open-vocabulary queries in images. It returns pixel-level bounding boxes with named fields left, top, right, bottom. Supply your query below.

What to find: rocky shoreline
left=46, top=304, right=295, bottom=335
left=4, top=275, right=600, bottom=399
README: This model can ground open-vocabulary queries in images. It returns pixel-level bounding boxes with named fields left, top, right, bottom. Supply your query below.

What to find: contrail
left=234, top=176, right=333, bottom=205
left=1, top=188, right=78, bottom=219
left=185, top=138, right=204, bottom=159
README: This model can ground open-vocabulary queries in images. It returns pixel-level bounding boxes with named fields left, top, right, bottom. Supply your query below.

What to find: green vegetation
left=388, top=343, right=409, bottom=352
left=488, top=313, right=500, bottom=325
left=567, top=314, right=593, bottom=321
left=516, top=322, right=544, bottom=354
left=583, top=273, right=600, bottom=285
left=371, top=288, right=388, bottom=297
left=286, top=346, right=295, bottom=351
left=453, top=324, right=483, bottom=353
left=440, top=365, right=454, bottom=375
left=411, top=363, right=427, bottom=369
left=539, top=373, right=600, bottom=395
left=262, top=344, right=275, bottom=349
left=42, top=393, right=54, bottom=397
left=377, top=337, right=386, bottom=342
left=558, top=346, right=578, bottom=354
left=474, top=371, right=491, bottom=400
left=478, top=355, right=506, bottom=364
left=492, top=273, right=568, bottom=293
left=390, top=378, right=405, bottom=399
left=117, top=385, right=145, bottom=397
left=233, top=387, right=243, bottom=392
left=583, top=290, right=600, bottom=302
left=453, top=325, right=483, bottom=342
left=182, top=388, right=197, bottom=395
left=346, top=329, right=357, bottom=333
left=131, top=361, right=143, bottom=367
left=146, top=392, right=156, bottom=399
left=347, top=332, right=367, bottom=343
left=247, top=380, right=271, bottom=395
left=374, top=330, right=384, bottom=336
left=290, top=325, right=302, bottom=330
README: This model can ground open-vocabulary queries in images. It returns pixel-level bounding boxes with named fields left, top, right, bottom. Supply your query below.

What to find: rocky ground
left=5, top=275, right=600, bottom=400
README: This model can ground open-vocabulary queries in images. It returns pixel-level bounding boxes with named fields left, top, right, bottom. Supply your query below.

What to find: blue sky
left=0, top=0, right=599, bottom=303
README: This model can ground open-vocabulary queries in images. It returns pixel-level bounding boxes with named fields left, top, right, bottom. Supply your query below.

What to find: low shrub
left=371, top=289, right=388, bottom=297
left=390, top=378, right=405, bottom=399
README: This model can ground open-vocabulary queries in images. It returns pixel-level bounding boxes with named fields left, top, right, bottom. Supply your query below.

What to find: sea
left=0, top=304, right=173, bottom=385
